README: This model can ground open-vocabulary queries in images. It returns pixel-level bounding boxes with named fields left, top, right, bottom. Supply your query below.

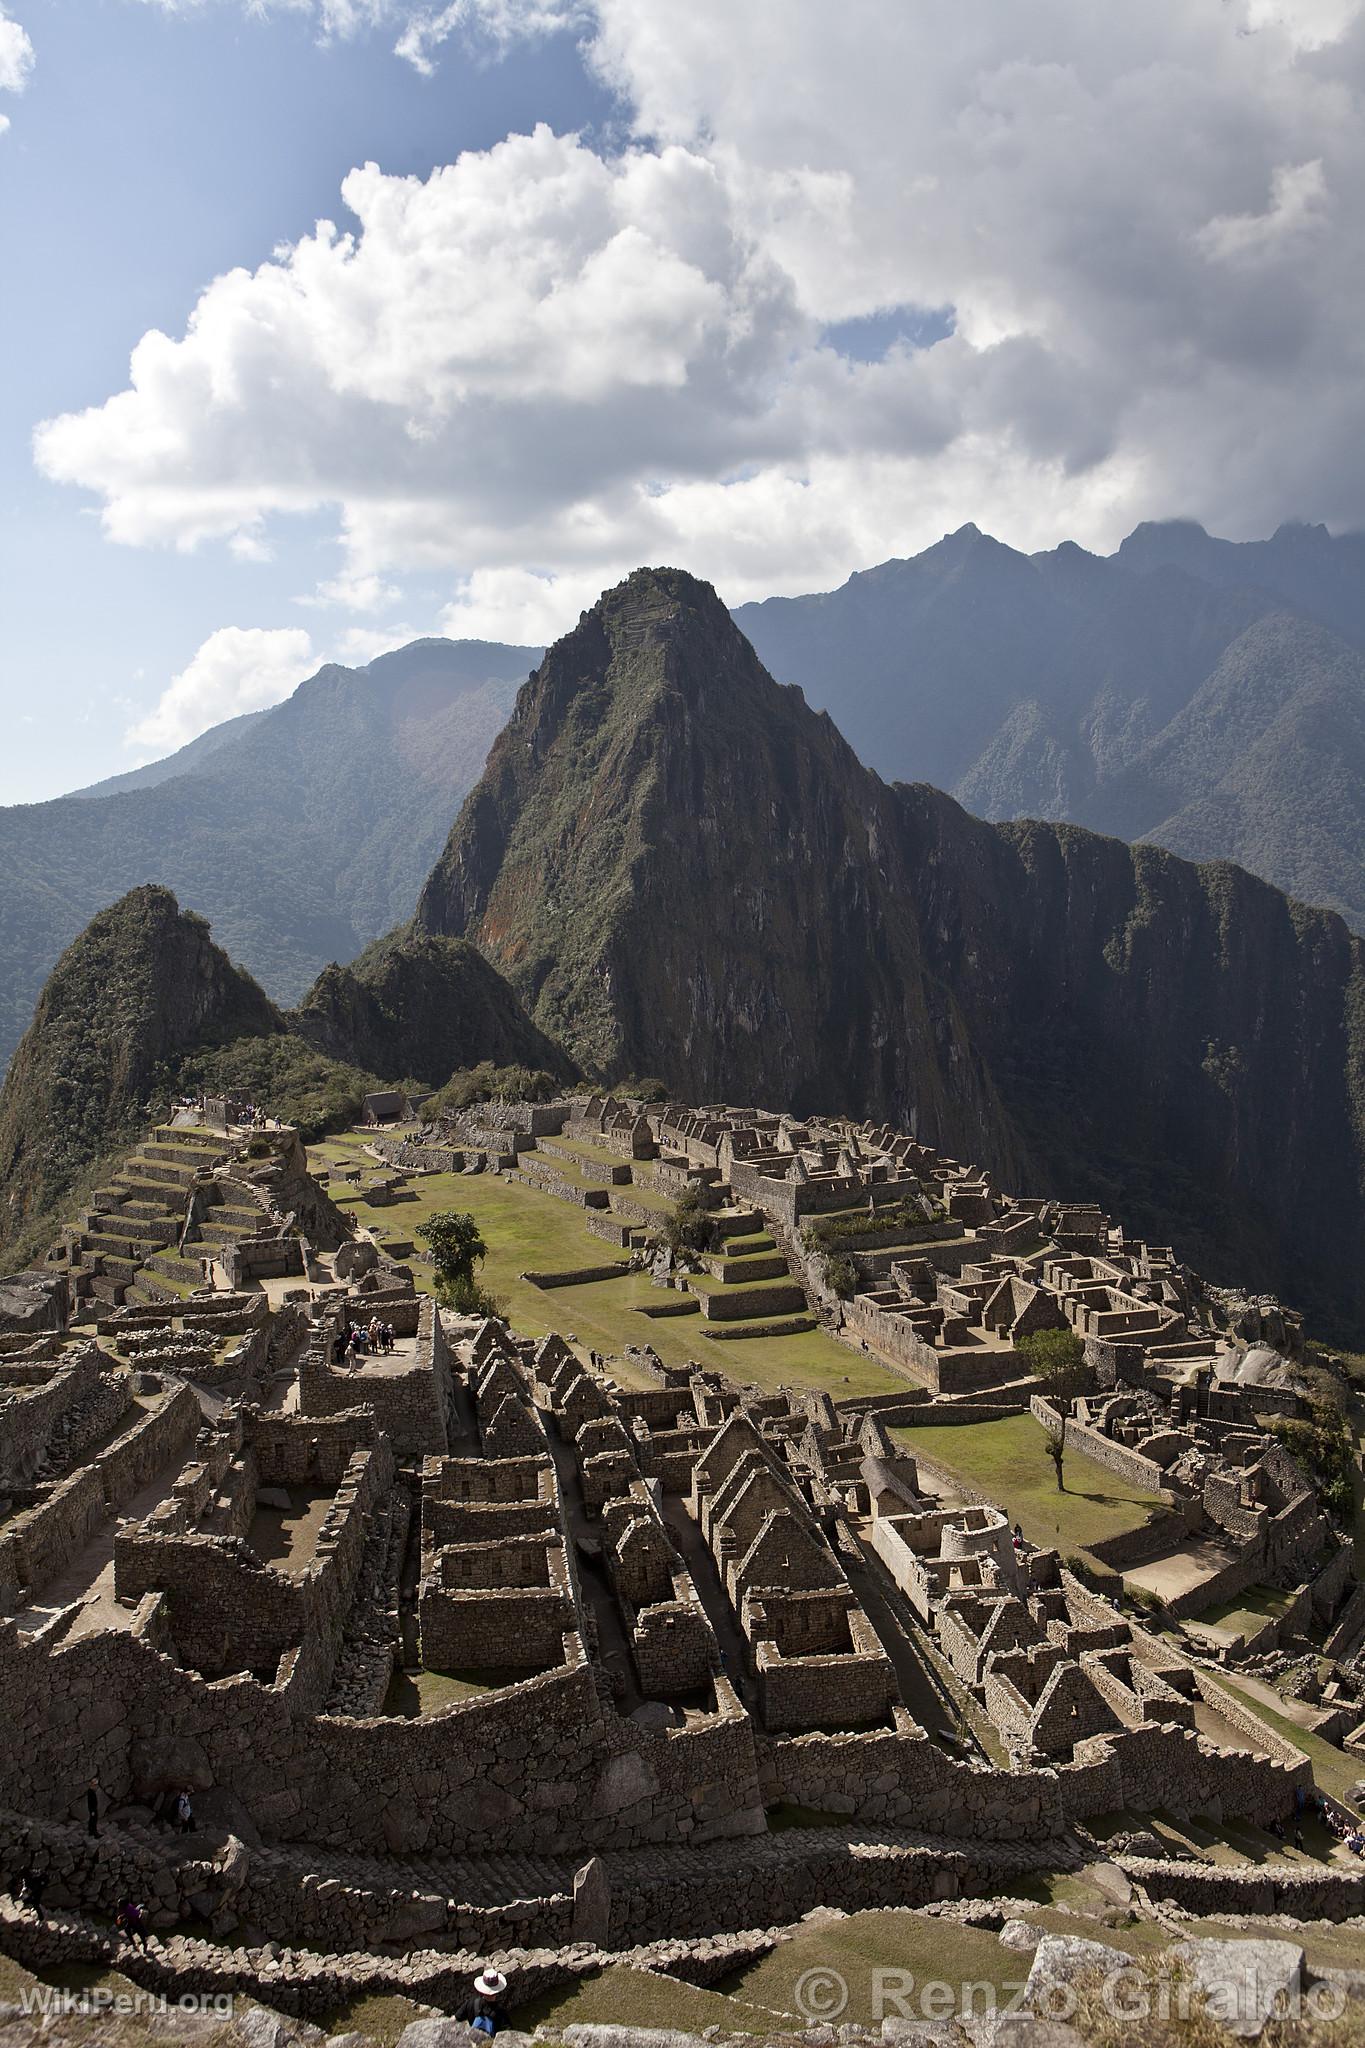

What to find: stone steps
left=86, top=1212, right=177, bottom=1245
left=684, top=1277, right=806, bottom=1319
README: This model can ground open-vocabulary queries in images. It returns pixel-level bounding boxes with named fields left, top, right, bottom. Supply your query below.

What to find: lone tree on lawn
left=1018, top=1325, right=1092, bottom=1493
left=418, top=1211, right=489, bottom=1312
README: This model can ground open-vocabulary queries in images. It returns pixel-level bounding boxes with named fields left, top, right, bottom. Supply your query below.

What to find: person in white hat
left=458, top=1967, right=508, bottom=2037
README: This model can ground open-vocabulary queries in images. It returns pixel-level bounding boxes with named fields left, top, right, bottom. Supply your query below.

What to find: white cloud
left=126, top=626, right=318, bottom=755
left=0, top=6, right=34, bottom=96
left=132, top=0, right=579, bottom=64
left=36, top=1, right=1365, bottom=643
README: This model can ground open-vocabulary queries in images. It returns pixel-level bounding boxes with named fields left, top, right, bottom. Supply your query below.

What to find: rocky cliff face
left=416, top=568, right=1012, bottom=1164
left=290, top=930, right=573, bottom=1086
left=0, top=885, right=285, bottom=1257
left=418, top=569, right=1365, bottom=1333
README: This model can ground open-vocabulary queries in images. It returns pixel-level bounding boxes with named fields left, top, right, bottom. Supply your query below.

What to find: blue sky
left=1, top=1, right=611, bottom=799
left=2, top=0, right=1362, bottom=802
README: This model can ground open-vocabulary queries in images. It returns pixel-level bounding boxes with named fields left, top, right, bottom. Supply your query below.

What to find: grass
left=894, top=1412, right=1168, bottom=1561
left=518, top=1964, right=777, bottom=2037
left=317, top=1992, right=433, bottom=2046
left=720, top=1909, right=1138, bottom=2025
left=1185, top=1584, right=1294, bottom=1646
left=383, top=1666, right=527, bottom=1716
left=311, top=1130, right=905, bottom=1400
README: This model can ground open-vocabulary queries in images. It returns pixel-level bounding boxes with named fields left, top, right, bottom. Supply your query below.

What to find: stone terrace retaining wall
left=1118, top=1854, right=1365, bottom=1922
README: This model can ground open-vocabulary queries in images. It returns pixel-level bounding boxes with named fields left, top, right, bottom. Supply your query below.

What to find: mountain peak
left=1115, top=518, right=1214, bottom=567
left=0, top=886, right=283, bottom=1256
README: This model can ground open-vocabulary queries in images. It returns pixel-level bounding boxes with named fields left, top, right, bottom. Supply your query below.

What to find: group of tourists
left=335, top=1317, right=398, bottom=1370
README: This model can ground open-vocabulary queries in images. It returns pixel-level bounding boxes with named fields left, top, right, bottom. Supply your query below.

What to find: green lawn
left=894, top=1412, right=1167, bottom=1561
left=309, top=1132, right=904, bottom=1400
left=1185, top=1584, right=1293, bottom=1647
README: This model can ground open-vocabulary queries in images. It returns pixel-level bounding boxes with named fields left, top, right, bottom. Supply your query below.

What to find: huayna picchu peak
left=417, top=568, right=1365, bottom=1334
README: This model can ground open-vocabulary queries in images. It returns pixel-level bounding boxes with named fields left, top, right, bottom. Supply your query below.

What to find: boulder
left=394, top=2024, right=471, bottom=2048
left=998, top=1919, right=1041, bottom=1952
left=1024, top=1935, right=1126, bottom=2017
left=563, top=2029, right=713, bottom=2048
left=1170, top=1937, right=1304, bottom=2038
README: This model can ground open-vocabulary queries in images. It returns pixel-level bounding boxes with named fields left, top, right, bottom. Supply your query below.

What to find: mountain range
left=736, top=518, right=1365, bottom=937
left=4, top=566, right=1365, bottom=1338
left=5, top=517, right=1365, bottom=1090
left=0, top=636, right=538, bottom=1074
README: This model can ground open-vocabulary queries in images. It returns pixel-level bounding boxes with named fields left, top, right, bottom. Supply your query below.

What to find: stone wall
left=1029, top=1393, right=1174, bottom=1497
left=298, top=1299, right=450, bottom=1455
left=94, top=1384, right=201, bottom=1509
left=1116, top=1854, right=1365, bottom=1922
left=0, top=1348, right=98, bottom=1486
left=0, top=1464, right=105, bottom=1611
left=0, top=1616, right=767, bottom=1858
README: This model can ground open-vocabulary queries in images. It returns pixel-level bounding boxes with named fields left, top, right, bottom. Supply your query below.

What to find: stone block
left=1024, top=1935, right=1126, bottom=2015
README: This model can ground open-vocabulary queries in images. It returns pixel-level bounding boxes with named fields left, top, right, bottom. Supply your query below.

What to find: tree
left=418, top=1210, right=489, bottom=1311
left=1018, top=1326, right=1091, bottom=1494
left=663, top=1183, right=716, bottom=1258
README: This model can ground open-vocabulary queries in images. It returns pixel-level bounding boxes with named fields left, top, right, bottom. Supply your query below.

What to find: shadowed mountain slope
left=418, top=567, right=1365, bottom=1333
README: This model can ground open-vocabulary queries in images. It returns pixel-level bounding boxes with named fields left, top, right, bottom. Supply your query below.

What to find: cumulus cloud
left=36, top=1, right=1365, bottom=643
left=126, top=626, right=318, bottom=755
left=0, top=6, right=35, bottom=104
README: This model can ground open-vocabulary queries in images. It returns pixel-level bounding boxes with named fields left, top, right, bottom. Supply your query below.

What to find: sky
left=2, top=0, right=1364, bottom=801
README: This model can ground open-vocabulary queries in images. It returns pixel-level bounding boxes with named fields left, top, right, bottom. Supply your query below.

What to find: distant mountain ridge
left=736, top=519, right=1365, bottom=937
left=0, top=636, right=540, bottom=1075
left=418, top=566, right=1365, bottom=1336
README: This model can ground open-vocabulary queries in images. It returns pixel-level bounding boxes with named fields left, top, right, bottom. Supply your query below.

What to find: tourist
left=456, top=1966, right=508, bottom=2037
left=115, top=1900, right=151, bottom=1950
left=18, top=1866, right=45, bottom=1920
left=384, top=1321, right=396, bottom=1353
left=175, top=1787, right=196, bottom=1835
left=344, top=1338, right=358, bottom=1371
left=86, top=1776, right=100, bottom=1837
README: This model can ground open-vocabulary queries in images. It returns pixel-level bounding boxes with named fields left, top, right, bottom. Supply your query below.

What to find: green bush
left=804, top=1195, right=941, bottom=1253
left=663, top=1183, right=716, bottom=1256
left=425, top=1062, right=560, bottom=1116
left=823, top=1251, right=860, bottom=1299
left=418, top=1211, right=489, bottom=1304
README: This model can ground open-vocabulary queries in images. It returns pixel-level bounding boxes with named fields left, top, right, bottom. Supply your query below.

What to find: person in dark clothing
left=18, top=1867, right=45, bottom=1920
left=86, top=1777, right=100, bottom=1837
left=456, top=1966, right=508, bottom=2037
left=115, top=1900, right=151, bottom=1950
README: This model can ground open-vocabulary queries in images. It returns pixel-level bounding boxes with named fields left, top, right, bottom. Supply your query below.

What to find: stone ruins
left=0, top=1094, right=1361, bottom=2022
